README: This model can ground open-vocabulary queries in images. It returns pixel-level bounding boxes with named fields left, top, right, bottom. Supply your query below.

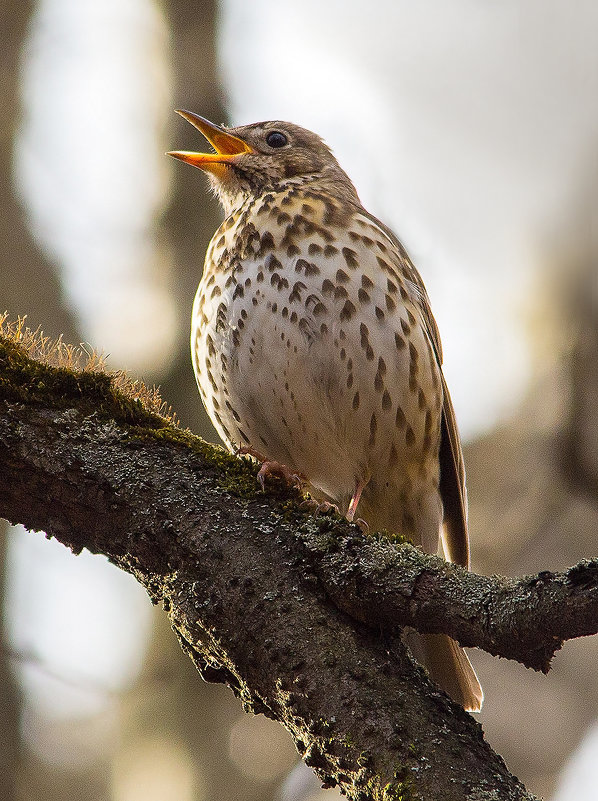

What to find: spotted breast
left=170, top=111, right=483, bottom=712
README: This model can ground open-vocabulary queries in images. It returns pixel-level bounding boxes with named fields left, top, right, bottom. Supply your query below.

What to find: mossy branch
left=0, top=317, right=558, bottom=801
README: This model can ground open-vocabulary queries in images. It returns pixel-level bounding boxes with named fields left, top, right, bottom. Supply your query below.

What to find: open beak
left=167, top=110, right=252, bottom=171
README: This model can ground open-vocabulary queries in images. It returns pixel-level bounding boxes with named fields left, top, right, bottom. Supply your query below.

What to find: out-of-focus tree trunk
left=0, top=0, right=78, bottom=343
left=464, top=167, right=598, bottom=799
left=158, top=0, right=225, bottom=436
left=115, top=3, right=293, bottom=800
left=1, top=3, right=84, bottom=800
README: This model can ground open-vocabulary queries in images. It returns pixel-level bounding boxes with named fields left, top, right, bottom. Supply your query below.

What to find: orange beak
left=167, top=110, right=252, bottom=172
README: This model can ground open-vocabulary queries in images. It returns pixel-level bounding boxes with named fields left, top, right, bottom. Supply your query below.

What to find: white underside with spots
left=192, top=185, right=444, bottom=552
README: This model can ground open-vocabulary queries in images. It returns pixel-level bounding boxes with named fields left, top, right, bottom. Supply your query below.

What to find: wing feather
left=360, top=210, right=469, bottom=567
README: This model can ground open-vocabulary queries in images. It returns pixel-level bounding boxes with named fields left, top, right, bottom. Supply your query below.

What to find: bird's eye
left=266, top=131, right=288, bottom=148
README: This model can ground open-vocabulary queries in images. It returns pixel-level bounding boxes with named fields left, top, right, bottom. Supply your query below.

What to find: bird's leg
left=237, top=446, right=304, bottom=490
left=346, top=479, right=365, bottom=522
left=301, top=480, right=369, bottom=528
left=346, top=479, right=369, bottom=532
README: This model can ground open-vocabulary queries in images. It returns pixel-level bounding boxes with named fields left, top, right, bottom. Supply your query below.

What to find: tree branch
left=300, top=529, right=598, bottom=673
left=3, top=327, right=589, bottom=800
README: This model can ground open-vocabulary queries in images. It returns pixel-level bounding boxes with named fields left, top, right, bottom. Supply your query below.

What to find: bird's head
left=168, top=110, right=358, bottom=214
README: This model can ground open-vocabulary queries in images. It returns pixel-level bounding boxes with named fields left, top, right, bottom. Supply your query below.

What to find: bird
left=168, top=109, right=483, bottom=712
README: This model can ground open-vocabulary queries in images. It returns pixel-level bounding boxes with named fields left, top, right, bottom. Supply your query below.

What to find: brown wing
left=361, top=210, right=470, bottom=568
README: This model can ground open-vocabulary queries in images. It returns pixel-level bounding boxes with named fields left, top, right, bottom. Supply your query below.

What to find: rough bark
left=5, top=332, right=592, bottom=800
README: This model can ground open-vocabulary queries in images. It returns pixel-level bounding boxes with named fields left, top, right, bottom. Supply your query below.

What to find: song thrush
left=169, top=110, right=483, bottom=712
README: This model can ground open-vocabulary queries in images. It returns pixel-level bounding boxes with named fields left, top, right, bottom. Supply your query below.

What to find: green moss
left=371, top=528, right=411, bottom=547
left=359, top=775, right=417, bottom=801
left=0, top=334, right=308, bottom=505
left=0, top=336, right=165, bottom=428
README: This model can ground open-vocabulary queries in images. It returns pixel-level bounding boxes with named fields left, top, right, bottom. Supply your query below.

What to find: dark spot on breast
left=395, top=406, right=406, bottom=429
left=271, top=272, right=289, bottom=290
left=324, top=245, right=338, bottom=258
left=336, top=269, right=350, bottom=284
left=308, top=242, right=322, bottom=255
left=406, top=426, right=415, bottom=447
left=375, top=306, right=385, bottom=320
left=352, top=391, right=360, bottom=410
left=388, top=444, right=399, bottom=467
left=346, top=372, right=354, bottom=388
left=259, top=231, right=275, bottom=255
left=359, top=323, right=369, bottom=347
left=424, top=409, right=433, bottom=434
left=418, top=388, right=426, bottom=410
left=382, top=390, right=392, bottom=411
left=358, top=288, right=370, bottom=304
left=287, top=244, right=300, bottom=257
left=369, top=413, right=377, bottom=446
left=266, top=254, right=282, bottom=272
left=401, top=318, right=411, bottom=336
left=348, top=231, right=360, bottom=242
left=277, top=212, right=291, bottom=225
left=407, top=309, right=417, bottom=326
left=334, top=286, right=348, bottom=300
left=342, top=247, right=359, bottom=268
left=385, top=294, right=396, bottom=312
left=289, top=281, right=307, bottom=303
left=321, top=278, right=335, bottom=296
left=232, top=284, right=244, bottom=300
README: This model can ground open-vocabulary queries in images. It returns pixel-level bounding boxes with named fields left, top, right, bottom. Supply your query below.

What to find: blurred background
left=0, top=1, right=597, bottom=799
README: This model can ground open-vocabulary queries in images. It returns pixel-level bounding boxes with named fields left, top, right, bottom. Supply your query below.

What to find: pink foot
left=299, top=498, right=340, bottom=516
left=238, top=446, right=304, bottom=490
left=256, top=460, right=303, bottom=491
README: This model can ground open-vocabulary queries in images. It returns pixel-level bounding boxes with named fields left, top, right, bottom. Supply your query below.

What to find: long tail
left=406, top=632, right=483, bottom=712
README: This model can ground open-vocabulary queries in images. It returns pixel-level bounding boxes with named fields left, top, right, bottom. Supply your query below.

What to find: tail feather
left=407, top=631, right=483, bottom=712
